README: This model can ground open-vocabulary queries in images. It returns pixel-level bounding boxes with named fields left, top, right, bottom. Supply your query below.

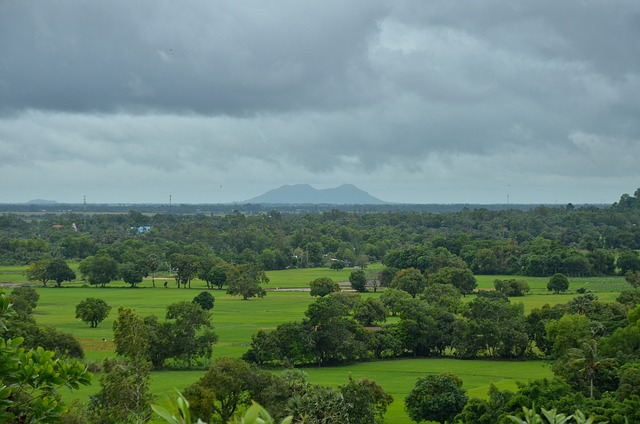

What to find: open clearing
left=2, top=266, right=624, bottom=423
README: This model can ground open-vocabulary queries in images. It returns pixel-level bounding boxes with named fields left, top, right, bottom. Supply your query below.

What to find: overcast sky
left=1, top=1, right=639, bottom=205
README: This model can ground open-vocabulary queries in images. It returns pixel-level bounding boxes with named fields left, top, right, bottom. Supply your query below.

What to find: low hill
left=244, top=184, right=387, bottom=204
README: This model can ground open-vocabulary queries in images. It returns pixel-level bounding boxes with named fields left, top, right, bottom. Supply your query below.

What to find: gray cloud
left=1, top=0, right=639, bottom=204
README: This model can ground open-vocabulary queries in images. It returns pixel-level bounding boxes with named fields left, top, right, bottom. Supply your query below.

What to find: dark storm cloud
left=1, top=0, right=639, bottom=203
left=0, top=0, right=386, bottom=115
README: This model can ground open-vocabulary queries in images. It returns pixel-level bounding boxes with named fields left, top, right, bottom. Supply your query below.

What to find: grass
left=62, top=359, right=552, bottom=424
left=0, top=265, right=628, bottom=423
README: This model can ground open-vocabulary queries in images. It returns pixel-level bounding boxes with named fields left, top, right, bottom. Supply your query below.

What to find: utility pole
left=83, top=195, right=87, bottom=230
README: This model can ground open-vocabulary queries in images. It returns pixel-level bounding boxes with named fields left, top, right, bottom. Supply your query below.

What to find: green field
left=0, top=266, right=626, bottom=423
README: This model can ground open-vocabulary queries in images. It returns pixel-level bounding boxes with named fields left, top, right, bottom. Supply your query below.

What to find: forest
left=1, top=189, right=640, bottom=423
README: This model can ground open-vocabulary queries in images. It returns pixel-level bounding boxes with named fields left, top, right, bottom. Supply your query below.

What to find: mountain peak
left=244, top=184, right=386, bottom=204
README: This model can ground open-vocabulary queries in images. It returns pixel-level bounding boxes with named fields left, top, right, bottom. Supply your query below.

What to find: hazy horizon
left=1, top=1, right=638, bottom=204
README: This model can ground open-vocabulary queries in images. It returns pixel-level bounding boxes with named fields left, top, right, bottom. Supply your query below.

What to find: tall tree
left=405, top=373, right=468, bottom=424
left=165, top=301, right=217, bottom=367
left=429, top=266, right=477, bottom=296
left=391, top=268, right=427, bottom=298
left=118, top=261, right=147, bottom=287
left=227, top=264, right=268, bottom=300
left=93, top=307, right=154, bottom=423
left=184, top=356, right=261, bottom=424
left=353, top=298, right=388, bottom=326
left=0, top=291, right=92, bottom=422
left=79, top=255, right=118, bottom=287
left=47, top=258, right=77, bottom=287
left=75, top=297, right=112, bottom=328
left=349, top=269, right=367, bottom=293
left=547, top=273, right=570, bottom=294
left=24, top=258, right=76, bottom=287
left=170, top=253, right=200, bottom=289
left=309, top=277, right=340, bottom=297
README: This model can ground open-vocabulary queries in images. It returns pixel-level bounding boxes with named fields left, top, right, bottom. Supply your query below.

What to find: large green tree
left=405, top=373, right=468, bottom=424
left=429, top=266, right=477, bottom=296
left=391, top=268, right=427, bottom=298
left=25, top=258, right=76, bottom=287
left=227, top=264, right=268, bottom=300
left=353, top=297, right=388, bottom=326
left=170, top=253, right=200, bottom=289
left=75, top=297, right=112, bottom=328
left=165, top=301, right=218, bottom=367
left=0, top=291, right=92, bottom=422
left=118, top=261, right=148, bottom=288
left=547, top=273, right=570, bottom=294
left=349, top=269, right=367, bottom=292
left=184, top=356, right=262, bottom=424
left=79, top=255, right=118, bottom=287
left=309, top=277, right=340, bottom=297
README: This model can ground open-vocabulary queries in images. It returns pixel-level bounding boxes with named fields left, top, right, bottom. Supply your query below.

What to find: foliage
left=380, top=288, right=412, bottom=316
left=548, top=273, right=570, bottom=294
left=404, top=373, right=468, bottom=423
left=0, top=290, right=92, bottom=423
left=165, top=301, right=217, bottom=367
left=183, top=356, right=264, bottom=424
left=616, top=250, right=640, bottom=275
left=193, top=291, right=215, bottom=311
left=171, top=253, right=200, bottom=289
left=75, top=297, right=112, bottom=328
left=624, top=270, right=640, bottom=289
left=330, top=260, right=345, bottom=270
left=8, top=286, right=39, bottom=316
left=309, top=277, right=340, bottom=297
left=495, top=279, right=531, bottom=297
left=353, top=297, right=388, bottom=326
left=113, top=306, right=152, bottom=360
left=243, top=295, right=371, bottom=367
left=422, top=282, right=463, bottom=313
left=79, top=254, right=118, bottom=287
left=397, top=298, right=455, bottom=356
left=379, top=266, right=399, bottom=287
left=391, top=267, right=427, bottom=298
left=349, top=269, right=367, bottom=292
left=455, top=295, right=528, bottom=358
left=198, top=263, right=228, bottom=290
left=507, top=405, right=599, bottom=424
left=339, top=377, right=393, bottom=424
left=25, top=258, right=76, bottom=287
left=118, top=261, right=148, bottom=287
left=87, top=357, right=155, bottom=424
left=227, top=264, right=269, bottom=300
left=152, top=390, right=208, bottom=424
left=429, top=266, right=477, bottom=296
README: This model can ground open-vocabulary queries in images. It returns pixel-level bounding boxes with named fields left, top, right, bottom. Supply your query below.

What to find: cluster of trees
left=455, top=374, right=640, bottom=423
left=112, top=299, right=218, bottom=369
left=182, top=357, right=393, bottom=424
left=245, top=271, right=639, bottom=370
left=23, top=249, right=269, bottom=302
left=3, top=286, right=85, bottom=358
left=0, top=290, right=92, bottom=422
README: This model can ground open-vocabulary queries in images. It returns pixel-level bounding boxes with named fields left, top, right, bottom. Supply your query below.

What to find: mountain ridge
left=244, top=184, right=387, bottom=204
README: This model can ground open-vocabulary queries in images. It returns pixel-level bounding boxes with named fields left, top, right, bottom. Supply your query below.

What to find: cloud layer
left=1, top=0, right=639, bottom=204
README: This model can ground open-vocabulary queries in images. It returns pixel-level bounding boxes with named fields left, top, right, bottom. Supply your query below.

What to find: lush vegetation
left=2, top=188, right=640, bottom=422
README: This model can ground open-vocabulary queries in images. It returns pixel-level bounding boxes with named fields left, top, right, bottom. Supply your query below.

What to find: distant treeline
left=0, top=201, right=603, bottom=215
left=0, top=190, right=639, bottom=278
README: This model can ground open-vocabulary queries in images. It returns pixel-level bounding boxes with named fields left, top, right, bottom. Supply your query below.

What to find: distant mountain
left=26, top=199, right=58, bottom=205
left=244, top=184, right=387, bottom=204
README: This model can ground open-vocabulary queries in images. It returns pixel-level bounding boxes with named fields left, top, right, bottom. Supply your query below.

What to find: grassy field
left=0, top=265, right=626, bottom=423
